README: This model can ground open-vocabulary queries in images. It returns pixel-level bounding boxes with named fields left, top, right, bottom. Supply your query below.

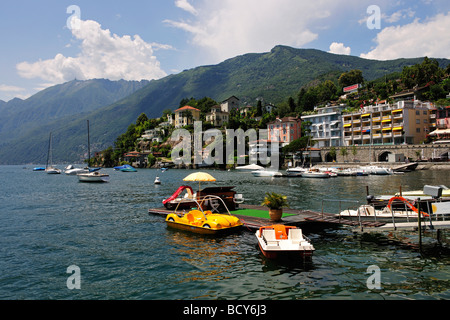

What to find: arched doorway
left=378, top=151, right=392, bottom=162
left=325, top=152, right=337, bottom=162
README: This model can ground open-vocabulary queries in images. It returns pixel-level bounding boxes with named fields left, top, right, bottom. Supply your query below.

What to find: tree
left=136, top=113, right=148, bottom=126
left=339, top=70, right=364, bottom=88
left=340, top=147, right=348, bottom=162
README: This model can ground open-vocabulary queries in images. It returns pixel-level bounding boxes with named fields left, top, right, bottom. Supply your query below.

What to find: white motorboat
left=154, top=177, right=161, bottom=185
left=78, top=171, right=110, bottom=183
left=364, top=166, right=393, bottom=175
left=336, top=168, right=357, bottom=176
left=46, top=167, right=62, bottom=174
left=301, top=169, right=330, bottom=178
left=285, top=167, right=307, bottom=177
left=236, top=164, right=265, bottom=172
left=338, top=196, right=450, bottom=222
left=65, top=165, right=89, bottom=175
left=251, top=170, right=283, bottom=177
left=256, top=225, right=315, bottom=260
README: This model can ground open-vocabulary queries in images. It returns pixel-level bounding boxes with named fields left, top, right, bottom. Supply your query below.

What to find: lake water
left=0, top=165, right=449, bottom=301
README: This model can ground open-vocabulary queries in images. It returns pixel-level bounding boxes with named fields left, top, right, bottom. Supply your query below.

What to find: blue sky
left=1, top=0, right=450, bottom=102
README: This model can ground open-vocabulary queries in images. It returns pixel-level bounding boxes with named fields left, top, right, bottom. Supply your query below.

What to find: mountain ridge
left=1, top=45, right=449, bottom=165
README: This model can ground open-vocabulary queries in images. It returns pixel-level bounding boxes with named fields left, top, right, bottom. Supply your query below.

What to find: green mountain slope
left=1, top=46, right=449, bottom=165
left=0, top=79, right=150, bottom=144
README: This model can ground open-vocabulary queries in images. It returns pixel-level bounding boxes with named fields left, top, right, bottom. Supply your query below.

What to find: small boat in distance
left=154, top=177, right=161, bottom=185
left=256, top=225, right=315, bottom=260
left=285, top=167, right=307, bottom=177
left=251, top=170, right=283, bottom=177
left=77, top=120, right=109, bottom=183
left=114, top=165, right=137, bottom=172
left=301, top=169, right=330, bottom=179
left=64, top=165, right=89, bottom=175
left=45, top=133, right=61, bottom=174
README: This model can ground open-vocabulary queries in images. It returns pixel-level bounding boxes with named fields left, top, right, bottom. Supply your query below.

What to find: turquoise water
left=0, top=165, right=449, bottom=300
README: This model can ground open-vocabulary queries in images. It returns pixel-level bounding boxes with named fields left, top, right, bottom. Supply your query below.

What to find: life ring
left=387, top=197, right=429, bottom=217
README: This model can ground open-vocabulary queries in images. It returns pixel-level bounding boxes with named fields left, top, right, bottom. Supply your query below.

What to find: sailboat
left=77, top=120, right=110, bottom=183
left=45, top=133, right=61, bottom=174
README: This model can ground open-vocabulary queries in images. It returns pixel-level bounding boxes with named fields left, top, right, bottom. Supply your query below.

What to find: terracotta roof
left=175, top=105, right=200, bottom=112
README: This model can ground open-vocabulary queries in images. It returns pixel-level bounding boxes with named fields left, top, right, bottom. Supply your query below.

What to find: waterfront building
left=267, top=117, right=302, bottom=146
left=429, top=105, right=450, bottom=144
left=205, top=105, right=229, bottom=127
left=342, top=100, right=434, bottom=146
left=174, top=106, right=201, bottom=128
left=301, top=104, right=347, bottom=148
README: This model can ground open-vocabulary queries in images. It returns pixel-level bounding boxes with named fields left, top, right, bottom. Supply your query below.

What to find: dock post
left=417, top=198, right=423, bottom=255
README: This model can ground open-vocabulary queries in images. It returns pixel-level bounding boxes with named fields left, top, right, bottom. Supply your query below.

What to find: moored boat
left=255, top=225, right=315, bottom=259
left=338, top=196, right=450, bottom=222
left=78, top=171, right=110, bottom=183
left=114, top=164, right=137, bottom=172
left=285, top=167, right=307, bottom=177
left=301, top=169, right=330, bottom=178
left=251, top=170, right=283, bottom=177
left=65, top=165, right=89, bottom=175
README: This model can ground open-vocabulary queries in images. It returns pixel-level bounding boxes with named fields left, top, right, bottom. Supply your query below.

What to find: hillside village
left=91, top=58, right=450, bottom=169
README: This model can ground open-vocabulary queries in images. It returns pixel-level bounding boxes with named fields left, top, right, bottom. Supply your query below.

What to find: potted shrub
left=261, top=192, right=289, bottom=222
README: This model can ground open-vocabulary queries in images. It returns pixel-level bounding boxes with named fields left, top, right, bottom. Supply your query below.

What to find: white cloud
left=0, top=85, right=25, bottom=93
left=361, top=12, right=450, bottom=60
left=17, top=19, right=168, bottom=84
left=165, top=0, right=353, bottom=64
left=175, top=0, right=198, bottom=16
left=328, top=42, right=351, bottom=55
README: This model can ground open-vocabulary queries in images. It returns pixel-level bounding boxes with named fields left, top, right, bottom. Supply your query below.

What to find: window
left=416, top=119, right=420, bottom=124
left=416, top=128, right=421, bottom=133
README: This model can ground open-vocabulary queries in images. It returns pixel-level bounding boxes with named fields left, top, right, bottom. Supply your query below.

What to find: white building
left=301, top=104, right=347, bottom=148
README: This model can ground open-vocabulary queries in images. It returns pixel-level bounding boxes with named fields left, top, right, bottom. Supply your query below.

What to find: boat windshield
left=173, top=195, right=233, bottom=218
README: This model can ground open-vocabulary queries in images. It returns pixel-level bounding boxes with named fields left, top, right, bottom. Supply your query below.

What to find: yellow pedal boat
left=165, top=195, right=243, bottom=235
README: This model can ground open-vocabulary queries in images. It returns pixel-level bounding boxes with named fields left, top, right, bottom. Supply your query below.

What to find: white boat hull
left=65, top=168, right=88, bottom=175
left=301, top=171, right=330, bottom=178
left=46, top=167, right=61, bottom=174
left=251, top=170, right=283, bottom=177
left=78, top=172, right=109, bottom=183
left=338, top=205, right=450, bottom=223
left=256, top=227, right=314, bottom=259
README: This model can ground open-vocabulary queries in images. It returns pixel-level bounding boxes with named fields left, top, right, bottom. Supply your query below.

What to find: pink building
left=267, top=117, right=302, bottom=145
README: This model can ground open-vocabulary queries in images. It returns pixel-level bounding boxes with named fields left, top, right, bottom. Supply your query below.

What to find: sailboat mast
left=87, top=120, right=91, bottom=166
left=46, top=132, right=52, bottom=169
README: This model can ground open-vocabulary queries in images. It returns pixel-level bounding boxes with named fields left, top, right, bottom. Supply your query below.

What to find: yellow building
left=343, top=101, right=434, bottom=146
left=174, top=106, right=201, bottom=128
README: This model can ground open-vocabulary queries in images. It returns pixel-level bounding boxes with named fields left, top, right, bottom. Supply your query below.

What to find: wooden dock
left=148, top=204, right=386, bottom=230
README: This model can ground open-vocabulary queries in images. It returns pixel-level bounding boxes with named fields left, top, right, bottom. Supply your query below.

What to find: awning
left=393, top=127, right=403, bottom=131
left=344, top=124, right=352, bottom=128
left=392, top=109, right=403, bottom=113
left=382, top=128, right=392, bottom=131
left=382, top=119, right=392, bottom=123
left=429, top=129, right=450, bottom=136
left=361, top=113, right=371, bottom=117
